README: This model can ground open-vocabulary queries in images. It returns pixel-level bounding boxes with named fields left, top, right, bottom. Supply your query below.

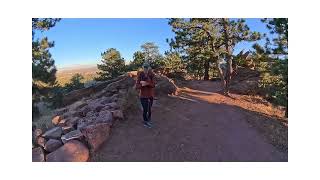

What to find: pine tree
left=141, top=42, right=164, bottom=69
left=64, top=73, right=85, bottom=93
left=168, top=18, right=218, bottom=80
left=163, top=51, right=186, bottom=78
left=262, top=18, right=288, bottom=56
left=32, top=18, right=60, bottom=117
left=261, top=18, right=288, bottom=116
left=127, top=51, right=145, bottom=71
left=96, top=48, right=126, bottom=81
left=168, top=18, right=260, bottom=93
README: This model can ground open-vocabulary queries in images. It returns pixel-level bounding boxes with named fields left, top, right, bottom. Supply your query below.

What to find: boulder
left=61, top=130, right=83, bottom=144
left=155, top=75, right=177, bottom=95
left=229, top=67, right=261, bottom=95
left=96, top=110, right=113, bottom=124
left=77, top=116, right=96, bottom=130
left=44, top=139, right=63, bottom=152
left=103, top=76, right=134, bottom=93
left=111, top=110, right=124, bottom=121
left=42, top=127, right=62, bottom=139
left=80, top=123, right=111, bottom=152
left=32, top=147, right=45, bottom=162
left=46, top=140, right=89, bottom=162
left=36, top=137, right=46, bottom=147
left=52, top=116, right=63, bottom=125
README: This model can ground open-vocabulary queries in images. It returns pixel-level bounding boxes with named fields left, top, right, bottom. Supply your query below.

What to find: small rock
left=52, top=116, right=63, bottom=125
left=37, top=137, right=46, bottom=147
left=42, top=127, right=63, bottom=139
left=111, top=110, right=124, bottom=121
left=44, top=139, right=63, bottom=152
left=46, top=140, right=89, bottom=162
left=61, top=130, right=83, bottom=143
left=34, top=128, right=43, bottom=137
left=32, top=147, right=45, bottom=162
left=80, top=123, right=111, bottom=152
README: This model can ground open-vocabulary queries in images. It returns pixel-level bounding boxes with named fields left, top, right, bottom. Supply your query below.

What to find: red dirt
left=90, top=80, right=288, bottom=162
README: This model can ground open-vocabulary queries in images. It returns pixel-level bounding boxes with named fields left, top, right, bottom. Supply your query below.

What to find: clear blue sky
left=34, top=18, right=272, bottom=68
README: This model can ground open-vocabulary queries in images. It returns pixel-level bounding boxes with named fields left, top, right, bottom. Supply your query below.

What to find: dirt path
left=91, top=80, right=288, bottom=161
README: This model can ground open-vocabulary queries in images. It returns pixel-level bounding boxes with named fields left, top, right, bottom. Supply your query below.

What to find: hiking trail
left=91, top=80, right=288, bottom=161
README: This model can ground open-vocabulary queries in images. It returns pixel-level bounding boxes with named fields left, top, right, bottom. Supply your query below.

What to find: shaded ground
left=91, top=80, right=288, bottom=162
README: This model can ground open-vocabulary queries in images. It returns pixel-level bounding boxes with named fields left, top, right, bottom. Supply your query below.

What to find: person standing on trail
left=135, top=63, right=156, bottom=128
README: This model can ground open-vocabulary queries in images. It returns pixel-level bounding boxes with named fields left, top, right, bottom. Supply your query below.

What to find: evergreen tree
left=260, top=18, right=288, bottom=116
left=261, top=18, right=288, bottom=56
left=168, top=18, right=260, bottom=93
left=64, top=73, right=85, bottom=93
left=141, top=42, right=164, bottom=69
left=32, top=18, right=60, bottom=117
left=168, top=18, right=218, bottom=80
left=96, top=48, right=126, bottom=81
left=127, top=51, right=145, bottom=71
left=163, top=51, right=186, bottom=78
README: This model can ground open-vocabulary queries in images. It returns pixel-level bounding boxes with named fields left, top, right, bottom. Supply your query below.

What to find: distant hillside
left=56, top=64, right=98, bottom=86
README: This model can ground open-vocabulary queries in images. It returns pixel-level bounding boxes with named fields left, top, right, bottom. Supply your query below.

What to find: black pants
left=140, top=97, right=153, bottom=122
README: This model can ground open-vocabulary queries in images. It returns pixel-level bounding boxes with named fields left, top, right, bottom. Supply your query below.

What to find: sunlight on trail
left=178, top=82, right=286, bottom=120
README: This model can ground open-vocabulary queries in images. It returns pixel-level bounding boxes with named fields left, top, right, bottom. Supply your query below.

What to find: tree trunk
left=222, top=18, right=233, bottom=94
left=204, top=59, right=209, bottom=80
left=209, top=41, right=225, bottom=90
left=216, top=59, right=226, bottom=88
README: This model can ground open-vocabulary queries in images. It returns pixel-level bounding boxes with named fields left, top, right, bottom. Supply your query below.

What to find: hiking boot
left=143, top=121, right=152, bottom=128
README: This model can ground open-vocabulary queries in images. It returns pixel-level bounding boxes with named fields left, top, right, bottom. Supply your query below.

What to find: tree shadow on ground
left=172, top=91, right=288, bottom=155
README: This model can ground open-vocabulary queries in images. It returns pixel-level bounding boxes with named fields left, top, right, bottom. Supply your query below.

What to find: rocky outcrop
left=229, top=67, right=261, bottom=95
left=62, top=75, right=127, bottom=106
left=154, top=75, right=178, bottom=95
left=32, top=72, right=178, bottom=162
